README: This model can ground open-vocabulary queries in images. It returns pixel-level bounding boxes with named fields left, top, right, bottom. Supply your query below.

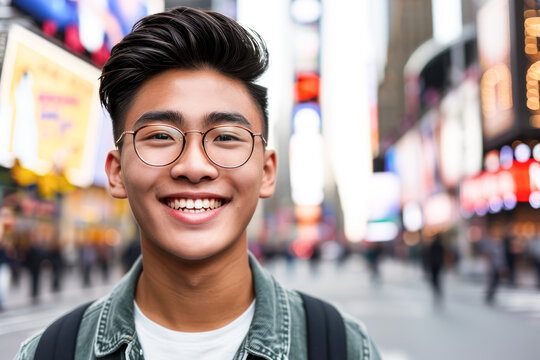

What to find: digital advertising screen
left=0, top=25, right=102, bottom=187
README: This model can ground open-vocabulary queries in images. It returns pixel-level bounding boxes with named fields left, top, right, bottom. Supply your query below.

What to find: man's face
left=105, top=69, right=276, bottom=261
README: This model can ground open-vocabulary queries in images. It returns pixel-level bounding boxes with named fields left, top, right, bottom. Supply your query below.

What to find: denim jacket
left=15, top=254, right=381, bottom=360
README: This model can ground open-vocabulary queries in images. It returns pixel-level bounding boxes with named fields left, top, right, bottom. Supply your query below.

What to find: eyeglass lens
left=133, top=125, right=255, bottom=168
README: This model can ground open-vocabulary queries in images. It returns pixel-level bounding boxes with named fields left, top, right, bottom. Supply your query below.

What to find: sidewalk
left=2, top=264, right=125, bottom=312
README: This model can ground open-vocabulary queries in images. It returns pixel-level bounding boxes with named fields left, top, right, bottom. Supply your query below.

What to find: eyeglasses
left=116, top=124, right=267, bottom=168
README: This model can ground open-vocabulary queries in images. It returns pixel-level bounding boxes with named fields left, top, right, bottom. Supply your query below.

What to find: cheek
left=232, top=168, right=264, bottom=212
left=121, top=159, right=158, bottom=195
left=236, top=161, right=264, bottom=188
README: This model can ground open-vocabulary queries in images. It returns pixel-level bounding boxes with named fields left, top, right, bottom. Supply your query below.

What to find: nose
left=169, top=131, right=219, bottom=182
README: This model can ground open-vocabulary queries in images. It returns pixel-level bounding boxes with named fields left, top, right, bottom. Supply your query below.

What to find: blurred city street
left=0, top=1, right=540, bottom=359
left=1, top=256, right=540, bottom=360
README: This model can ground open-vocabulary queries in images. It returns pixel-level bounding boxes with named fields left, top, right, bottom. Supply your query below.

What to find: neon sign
left=524, top=6, right=540, bottom=126
left=481, top=64, right=513, bottom=117
left=460, top=159, right=540, bottom=214
left=477, top=0, right=515, bottom=139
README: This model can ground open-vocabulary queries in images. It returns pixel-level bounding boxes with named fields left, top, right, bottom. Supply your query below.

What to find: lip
left=160, top=192, right=229, bottom=225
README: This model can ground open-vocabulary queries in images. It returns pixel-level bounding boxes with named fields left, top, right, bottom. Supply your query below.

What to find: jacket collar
left=94, top=257, right=141, bottom=357
left=243, top=254, right=291, bottom=360
left=94, top=253, right=291, bottom=360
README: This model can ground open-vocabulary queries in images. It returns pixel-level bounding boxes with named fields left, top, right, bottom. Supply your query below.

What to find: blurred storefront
left=0, top=1, right=165, bottom=263
left=383, top=0, right=540, bottom=277
left=459, top=0, right=540, bottom=273
left=382, top=26, right=480, bottom=261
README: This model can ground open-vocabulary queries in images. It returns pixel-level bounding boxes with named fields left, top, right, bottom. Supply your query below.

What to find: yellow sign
left=524, top=8, right=540, bottom=127
left=0, top=24, right=102, bottom=187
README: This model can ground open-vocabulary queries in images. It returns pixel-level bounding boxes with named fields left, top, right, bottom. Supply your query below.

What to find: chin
left=166, top=240, right=240, bottom=263
left=143, top=227, right=247, bottom=263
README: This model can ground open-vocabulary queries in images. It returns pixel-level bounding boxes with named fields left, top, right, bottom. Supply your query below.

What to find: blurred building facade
left=378, top=0, right=540, bottom=280
left=378, top=0, right=478, bottom=152
left=377, top=0, right=433, bottom=152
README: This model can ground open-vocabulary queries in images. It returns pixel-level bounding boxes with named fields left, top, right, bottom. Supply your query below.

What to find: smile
left=165, top=198, right=224, bottom=212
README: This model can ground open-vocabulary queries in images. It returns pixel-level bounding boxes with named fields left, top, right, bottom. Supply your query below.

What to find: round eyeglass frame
left=115, top=124, right=267, bottom=169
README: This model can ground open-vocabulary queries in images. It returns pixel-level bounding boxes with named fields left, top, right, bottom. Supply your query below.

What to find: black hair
left=99, top=6, right=269, bottom=142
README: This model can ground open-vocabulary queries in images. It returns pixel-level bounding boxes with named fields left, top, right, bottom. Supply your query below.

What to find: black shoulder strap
left=299, top=292, right=347, bottom=360
left=35, top=294, right=348, bottom=360
left=34, top=301, right=93, bottom=360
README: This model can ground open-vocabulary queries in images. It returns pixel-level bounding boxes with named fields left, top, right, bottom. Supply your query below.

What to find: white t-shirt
left=134, top=300, right=255, bottom=360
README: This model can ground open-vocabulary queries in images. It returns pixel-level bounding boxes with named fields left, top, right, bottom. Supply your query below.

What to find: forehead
left=124, top=68, right=262, bottom=131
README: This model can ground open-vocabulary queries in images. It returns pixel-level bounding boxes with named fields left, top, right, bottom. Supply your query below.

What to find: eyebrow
left=132, top=110, right=183, bottom=129
left=205, top=112, right=252, bottom=129
left=132, top=110, right=252, bottom=130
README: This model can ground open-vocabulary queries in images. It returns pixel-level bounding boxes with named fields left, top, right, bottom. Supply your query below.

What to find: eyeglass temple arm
left=256, top=133, right=267, bottom=146
left=115, top=131, right=135, bottom=147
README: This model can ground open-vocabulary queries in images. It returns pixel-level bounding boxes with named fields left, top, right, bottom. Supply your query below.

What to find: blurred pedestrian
left=97, top=240, right=112, bottom=283
left=336, top=235, right=351, bottom=269
left=48, top=237, right=64, bottom=292
left=526, top=225, right=540, bottom=289
left=79, top=237, right=97, bottom=287
left=0, top=205, right=17, bottom=311
left=503, top=226, right=517, bottom=287
left=24, top=231, right=45, bottom=304
left=424, top=234, right=445, bottom=305
left=0, top=248, right=10, bottom=312
left=121, top=238, right=141, bottom=274
left=9, top=232, right=23, bottom=288
left=309, top=241, right=321, bottom=275
left=283, top=242, right=297, bottom=275
left=481, top=227, right=506, bottom=304
left=365, top=242, right=382, bottom=284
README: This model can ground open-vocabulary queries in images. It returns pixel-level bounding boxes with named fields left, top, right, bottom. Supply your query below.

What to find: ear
left=105, top=150, right=128, bottom=199
left=259, top=150, right=277, bottom=199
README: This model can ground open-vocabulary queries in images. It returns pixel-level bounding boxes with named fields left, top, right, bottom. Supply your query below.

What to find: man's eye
left=151, top=132, right=173, bottom=140
left=137, top=130, right=178, bottom=145
left=215, top=133, right=239, bottom=142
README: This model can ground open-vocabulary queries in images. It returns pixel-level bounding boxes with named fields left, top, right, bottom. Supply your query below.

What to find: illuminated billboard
left=460, top=158, right=540, bottom=214
left=289, top=103, right=324, bottom=207
left=522, top=1, right=540, bottom=128
left=0, top=24, right=102, bottom=187
left=12, top=0, right=164, bottom=52
left=477, top=0, right=515, bottom=141
left=477, top=0, right=540, bottom=149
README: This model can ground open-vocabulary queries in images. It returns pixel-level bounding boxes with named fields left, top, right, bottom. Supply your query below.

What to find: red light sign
left=294, top=72, right=320, bottom=102
left=460, top=159, right=540, bottom=213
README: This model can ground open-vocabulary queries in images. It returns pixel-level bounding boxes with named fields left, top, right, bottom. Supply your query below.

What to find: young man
left=16, top=7, right=381, bottom=359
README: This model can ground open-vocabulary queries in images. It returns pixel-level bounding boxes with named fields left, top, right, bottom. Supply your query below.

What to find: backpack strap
left=299, top=292, right=347, bottom=360
left=34, top=294, right=349, bottom=360
left=34, top=301, right=93, bottom=360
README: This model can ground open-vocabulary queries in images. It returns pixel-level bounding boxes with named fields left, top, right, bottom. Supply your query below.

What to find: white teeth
left=166, top=197, right=225, bottom=212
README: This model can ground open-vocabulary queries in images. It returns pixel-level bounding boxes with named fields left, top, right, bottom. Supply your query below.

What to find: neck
left=135, top=239, right=254, bottom=332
